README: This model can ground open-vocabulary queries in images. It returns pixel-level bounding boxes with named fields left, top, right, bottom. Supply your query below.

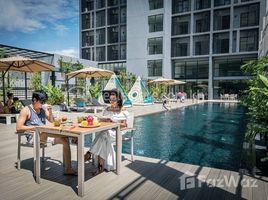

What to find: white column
left=190, top=0, right=195, bottom=56
left=229, top=0, right=234, bottom=54
left=208, top=0, right=214, bottom=100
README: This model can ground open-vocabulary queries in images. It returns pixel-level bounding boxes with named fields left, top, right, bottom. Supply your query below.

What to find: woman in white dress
left=85, top=91, right=129, bottom=175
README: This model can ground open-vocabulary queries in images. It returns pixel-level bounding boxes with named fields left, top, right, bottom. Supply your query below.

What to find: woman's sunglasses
left=109, top=99, right=117, bottom=102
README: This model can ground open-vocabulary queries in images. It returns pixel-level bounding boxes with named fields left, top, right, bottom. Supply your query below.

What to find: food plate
left=78, top=122, right=101, bottom=128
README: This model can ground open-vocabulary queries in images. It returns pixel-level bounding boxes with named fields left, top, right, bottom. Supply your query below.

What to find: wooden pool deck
left=0, top=122, right=267, bottom=200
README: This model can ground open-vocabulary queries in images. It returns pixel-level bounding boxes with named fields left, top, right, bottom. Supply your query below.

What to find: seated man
left=16, top=90, right=76, bottom=175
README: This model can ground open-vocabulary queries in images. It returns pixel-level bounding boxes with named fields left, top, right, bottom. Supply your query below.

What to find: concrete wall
left=126, top=0, right=172, bottom=78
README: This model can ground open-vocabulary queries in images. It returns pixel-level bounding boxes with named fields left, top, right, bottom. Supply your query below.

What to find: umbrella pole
left=67, top=78, right=70, bottom=106
left=24, top=72, right=28, bottom=99
left=2, top=72, right=5, bottom=104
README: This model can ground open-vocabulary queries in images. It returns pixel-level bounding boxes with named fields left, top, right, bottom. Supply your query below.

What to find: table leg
left=116, top=125, right=121, bottom=175
left=34, top=129, right=41, bottom=184
left=78, top=134, right=84, bottom=197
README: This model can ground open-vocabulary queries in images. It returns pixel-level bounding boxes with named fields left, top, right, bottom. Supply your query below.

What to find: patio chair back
left=127, top=112, right=134, bottom=129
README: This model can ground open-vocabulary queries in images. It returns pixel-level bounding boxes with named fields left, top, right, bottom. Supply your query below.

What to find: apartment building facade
left=80, top=0, right=266, bottom=99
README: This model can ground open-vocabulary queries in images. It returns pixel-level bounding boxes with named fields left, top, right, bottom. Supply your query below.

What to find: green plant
left=58, top=57, right=85, bottom=89
left=42, top=82, right=64, bottom=105
left=89, top=82, right=101, bottom=98
left=30, top=72, right=42, bottom=90
left=149, top=84, right=168, bottom=98
left=117, top=71, right=137, bottom=92
left=241, top=56, right=268, bottom=163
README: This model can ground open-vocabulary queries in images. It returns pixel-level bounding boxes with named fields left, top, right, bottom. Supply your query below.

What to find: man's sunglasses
left=39, top=99, right=46, bottom=104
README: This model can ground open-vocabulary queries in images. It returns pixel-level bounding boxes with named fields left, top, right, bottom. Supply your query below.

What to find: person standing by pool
left=16, top=90, right=77, bottom=175
left=84, top=89, right=129, bottom=175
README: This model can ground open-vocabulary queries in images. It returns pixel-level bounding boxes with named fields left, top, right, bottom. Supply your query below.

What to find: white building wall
left=126, top=0, right=172, bottom=79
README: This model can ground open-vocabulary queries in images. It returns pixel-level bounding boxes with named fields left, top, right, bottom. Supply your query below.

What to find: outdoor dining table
left=34, top=121, right=121, bottom=197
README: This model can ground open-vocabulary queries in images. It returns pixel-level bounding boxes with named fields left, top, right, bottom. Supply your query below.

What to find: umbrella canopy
left=0, top=55, right=54, bottom=72
left=0, top=56, right=54, bottom=103
left=66, top=67, right=114, bottom=78
left=194, top=84, right=208, bottom=88
left=167, top=80, right=186, bottom=85
left=148, top=77, right=175, bottom=84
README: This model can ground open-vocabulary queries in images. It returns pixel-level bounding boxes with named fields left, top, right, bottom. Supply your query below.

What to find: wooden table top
left=36, top=122, right=119, bottom=135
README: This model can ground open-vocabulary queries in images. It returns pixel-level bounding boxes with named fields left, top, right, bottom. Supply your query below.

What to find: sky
left=0, top=0, right=80, bottom=57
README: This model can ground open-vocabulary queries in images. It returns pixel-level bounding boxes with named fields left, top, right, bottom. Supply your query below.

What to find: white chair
left=121, top=112, right=136, bottom=161
left=224, top=94, right=229, bottom=100
left=15, top=131, right=56, bottom=170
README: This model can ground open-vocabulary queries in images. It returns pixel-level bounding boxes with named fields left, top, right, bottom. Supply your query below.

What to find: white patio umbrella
left=0, top=55, right=54, bottom=72
left=148, top=77, right=175, bottom=84
left=66, top=67, right=114, bottom=78
left=167, top=80, right=186, bottom=85
left=65, top=67, right=114, bottom=105
left=0, top=56, right=54, bottom=102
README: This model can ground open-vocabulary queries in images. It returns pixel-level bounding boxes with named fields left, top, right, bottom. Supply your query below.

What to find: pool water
left=122, top=102, right=247, bottom=171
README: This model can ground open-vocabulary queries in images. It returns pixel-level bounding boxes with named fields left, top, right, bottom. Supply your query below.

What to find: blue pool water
left=122, top=102, right=247, bottom=171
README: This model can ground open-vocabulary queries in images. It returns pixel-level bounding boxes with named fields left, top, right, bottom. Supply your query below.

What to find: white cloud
left=53, top=24, right=69, bottom=36
left=0, top=0, right=78, bottom=33
left=48, top=48, right=79, bottom=58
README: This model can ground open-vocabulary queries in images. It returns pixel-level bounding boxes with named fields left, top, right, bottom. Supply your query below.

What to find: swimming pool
left=122, top=102, right=247, bottom=171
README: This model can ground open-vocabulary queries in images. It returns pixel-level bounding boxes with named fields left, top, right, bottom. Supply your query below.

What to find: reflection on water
left=122, top=102, right=247, bottom=171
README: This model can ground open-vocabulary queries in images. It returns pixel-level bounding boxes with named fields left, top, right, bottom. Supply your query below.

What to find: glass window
left=240, top=4, right=259, bottom=27
left=120, top=26, right=126, bottom=42
left=214, top=0, right=230, bottom=7
left=232, top=31, right=237, bottom=53
left=96, top=28, right=105, bottom=45
left=82, top=48, right=91, bottom=60
left=148, top=14, right=163, bottom=32
left=82, top=14, right=90, bottom=30
left=81, top=0, right=94, bottom=12
left=108, top=26, right=119, bottom=43
left=96, top=0, right=105, bottom=9
left=193, top=35, right=209, bottom=55
left=149, top=0, right=163, bottom=10
left=120, top=6, right=126, bottom=23
left=174, top=62, right=185, bottom=79
left=96, top=10, right=106, bottom=27
left=148, top=37, right=163, bottom=55
left=213, top=57, right=252, bottom=77
left=120, top=44, right=126, bottom=59
left=171, top=37, right=190, bottom=57
left=194, top=11, right=210, bottom=33
left=213, top=33, right=229, bottom=54
left=108, top=45, right=119, bottom=60
left=240, top=29, right=258, bottom=52
left=108, top=8, right=119, bottom=25
left=82, top=31, right=94, bottom=46
left=148, top=60, right=162, bottom=76
left=172, top=0, right=191, bottom=14
left=91, top=13, right=94, bottom=28
left=214, top=9, right=230, bottom=30
left=108, top=0, right=119, bottom=6
left=120, top=0, right=126, bottom=4
left=96, top=47, right=106, bottom=61
left=195, top=0, right=210, bottom=10
left=172, top=15, right=190, bottom=35
left=174, top=60, right=208, bottom=79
